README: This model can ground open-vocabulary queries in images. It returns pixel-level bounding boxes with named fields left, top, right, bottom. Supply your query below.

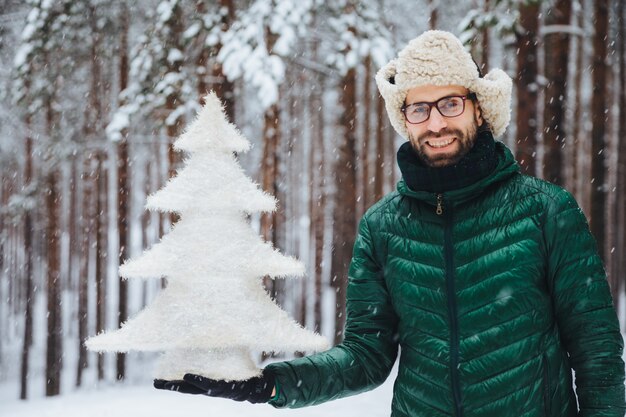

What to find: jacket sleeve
left=266, top=215, right=399, bottom=408
left=544, top=189, right=625, bottom=416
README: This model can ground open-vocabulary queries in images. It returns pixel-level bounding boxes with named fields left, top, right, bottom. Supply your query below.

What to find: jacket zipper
left=439, top=193, right=463, bottom=417
left=436, top=193, right=444, bottom=215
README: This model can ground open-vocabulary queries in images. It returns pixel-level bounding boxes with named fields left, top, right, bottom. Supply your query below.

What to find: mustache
left=418, top=128, right=464, bottom=143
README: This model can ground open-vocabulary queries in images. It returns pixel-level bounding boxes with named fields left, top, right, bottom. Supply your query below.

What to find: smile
left=426, top=137, right=456, bottom=149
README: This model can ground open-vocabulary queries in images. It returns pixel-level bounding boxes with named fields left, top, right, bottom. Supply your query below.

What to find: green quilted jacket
left=266, top=142, right=625, bottom=416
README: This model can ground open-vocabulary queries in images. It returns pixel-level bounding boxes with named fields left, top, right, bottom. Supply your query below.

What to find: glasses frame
left=401, top=94, right=476, bottom=125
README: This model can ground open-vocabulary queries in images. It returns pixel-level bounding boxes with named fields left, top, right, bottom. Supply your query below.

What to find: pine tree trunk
left=95, top=152, right=108, bottom=381
left=608, top=2, right=626, bottom=311
left=361, top=55, right=372, bottom=212
left=387, top=117, right=396, bottom=191
left=77, top=156, right=94, bottom=387
left=374, top=93, right=385, bottom=202
left=70, top=161, right=82, bottom=380
left=260, top=105, right=278, bottom=243
left=261, top=103, right=282, bottom=301
left=571, top=4, right=586, bottom=209
left=116, top=1, right=130, bottom=381
left=142, top=156, right=153, bottom=252
left=165, top=2, right=185, bottom=229
left=543, top=0, right=572, bottom=185
left=68, top=158, right=78, bottom=293
left=195, top=1, right=210, bottom=100
left=312, top=165, right=325, bottom=333
left=155, top=139, right=167, bottom=289
left=515, top=1, right=540, bottom=175
left=5, top=182, right=16, bottom=320
left=116, top=148, right=129, bottom=382
left=212, top=0, right=236, bottom=120
left=44, top=79, right=62, bottom=396
left=429, top=0, right=438, bottom=29
left=141, top=156, right=154, bottom=308
left=331, top=49, right=357, bottom=345
left=313, top=93, right=326, bottom=333
left=273, top=109, right=286, bottom=263
left=590, top=0, right=609, bottom=265
left=21, top=214, right=34, bottom=399
left=616, top=0, right=626, bottom=302
left=20, top=110, right=34, bottom=400
left=481, top=0, right=490, bottom=72
left=291, top=76, right=306, bottom=327
left=45, top=168, right=62, bottom=397
left=308, top=21, right=325, bottom=333
left=260, top=23, right=284, bottom=303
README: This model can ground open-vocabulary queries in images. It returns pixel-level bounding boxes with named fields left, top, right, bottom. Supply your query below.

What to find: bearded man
left=155, top=30, right=625, bottom=417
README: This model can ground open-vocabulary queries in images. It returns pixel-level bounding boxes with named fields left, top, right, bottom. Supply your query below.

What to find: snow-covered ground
left=1, top=364, right=397, bottom=417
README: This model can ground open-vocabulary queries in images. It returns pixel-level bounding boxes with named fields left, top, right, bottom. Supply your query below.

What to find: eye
left=408, top=104, right=429, bottom=115
left=440, top=97, right=462, bottom=110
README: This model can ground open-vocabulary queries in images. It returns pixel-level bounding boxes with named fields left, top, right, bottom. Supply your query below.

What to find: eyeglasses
left=401, top=95, right=473, bottom=124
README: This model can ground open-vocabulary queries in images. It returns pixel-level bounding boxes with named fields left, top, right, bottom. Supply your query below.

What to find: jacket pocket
left=541, top=353, right=551, bottom=417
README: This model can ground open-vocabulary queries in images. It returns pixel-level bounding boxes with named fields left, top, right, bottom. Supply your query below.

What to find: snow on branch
left=218, top=0, right=314, bottom=110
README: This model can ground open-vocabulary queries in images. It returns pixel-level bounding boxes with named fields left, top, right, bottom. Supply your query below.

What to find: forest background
left=0, top=0, right=625, bottom=405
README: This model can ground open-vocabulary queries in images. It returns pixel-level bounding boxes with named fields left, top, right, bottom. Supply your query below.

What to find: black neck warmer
left=397, top=129, right=499, bottom=193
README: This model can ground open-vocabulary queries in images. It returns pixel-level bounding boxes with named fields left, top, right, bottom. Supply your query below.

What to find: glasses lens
left=404, top=103, right=430, bottom=124
left=437, top=97, right=464, bottom=117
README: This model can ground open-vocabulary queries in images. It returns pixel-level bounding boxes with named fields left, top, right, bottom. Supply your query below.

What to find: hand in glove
left=153, top=368, right=276, bottom=404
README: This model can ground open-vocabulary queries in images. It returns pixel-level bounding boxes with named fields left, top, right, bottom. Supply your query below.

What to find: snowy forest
left=1, top=0, right=625, bottom=414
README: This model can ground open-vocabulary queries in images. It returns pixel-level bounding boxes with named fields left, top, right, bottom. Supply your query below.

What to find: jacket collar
left=397, top=141, right=519, bottom=207
left=397, top=130, right=499, bottom=193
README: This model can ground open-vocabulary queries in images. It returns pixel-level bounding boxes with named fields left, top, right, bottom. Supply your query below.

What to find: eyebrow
left=405, top=92, right=467, bottom=105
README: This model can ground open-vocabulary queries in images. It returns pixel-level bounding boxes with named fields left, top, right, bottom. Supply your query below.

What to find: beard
left=408, top=120, right=479, bottom=168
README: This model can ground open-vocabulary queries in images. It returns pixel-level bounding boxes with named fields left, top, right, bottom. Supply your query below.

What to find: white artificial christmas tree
left=86, top=92, right=328, bottom=381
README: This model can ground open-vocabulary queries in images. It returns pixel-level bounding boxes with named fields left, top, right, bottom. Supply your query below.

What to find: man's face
left=404, top=85, right=484, bottom=168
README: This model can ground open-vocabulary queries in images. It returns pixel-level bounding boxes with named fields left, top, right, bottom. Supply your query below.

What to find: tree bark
left=481, top=0, right=490, bottom=73
left=609, top=1, right=626, bottom=304
left=515, top=1, right=540, bottom=175
left=387, top=115, right=397, bottom=191
left=308, top=13, right=325, bottom=334
left=361, top=55, right=372, bottom=213
left=142, top=155, right=153, bottom=252
left=212, top=0, right=236, bottom=120
left=195, top=0, right=210, bottom=100
left=165, top=2, right=185, bottom=228
left=44, top=71, right=62, bottom=397
left=141, top=155, right=155, bottom=307
left=20, top=109, right=34, bottom=400
left=331, top=6, right=358, bottom=343
left=259, top=23, right=284, bottom=304
left=45, top=168, right=62, bottom=397
left=542, top=0, right=572, bottom=185
left=571, top=3, right=585, bottom=205
left=116, top=0, right=130, bottom=381
left=155, top=139, right=167, bottom=289
left=76, top=155, right=94, bottom=387
left=590, top=0, right=609, bottom=264
left=261, top=103, right=281, bottom=300
left=95, top=152, right=108, bottom=381
left=312, top=140, right=326, bottom=334
left=374, top=93, right=385, bottom=202
left=428, top=0, right=438, bottom=29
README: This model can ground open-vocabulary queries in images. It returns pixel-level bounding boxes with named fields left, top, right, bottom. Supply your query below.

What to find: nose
left=426, top=108, right=448, bottom=133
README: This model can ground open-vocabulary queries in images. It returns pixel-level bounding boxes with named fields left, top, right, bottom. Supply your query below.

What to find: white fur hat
left=375, top=30, right=512, bottom=138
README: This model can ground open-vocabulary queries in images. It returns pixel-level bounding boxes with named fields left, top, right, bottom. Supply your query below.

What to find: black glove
left=153, top=368, right=276, bottom=404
